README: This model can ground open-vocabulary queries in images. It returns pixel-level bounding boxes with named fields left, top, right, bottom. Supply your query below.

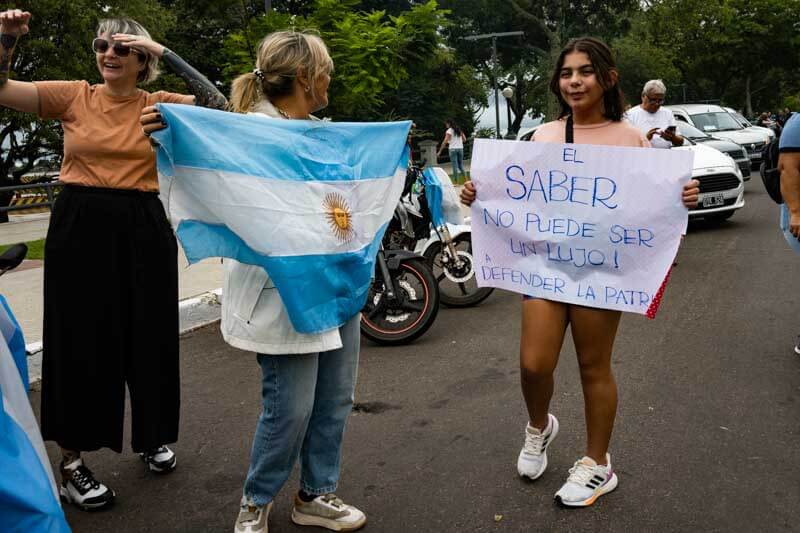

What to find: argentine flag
left=153, top=104, right=411, bottom=334
left=0, top=296, right=71, bottom=532
left=421, top=167, right=464, bottom=227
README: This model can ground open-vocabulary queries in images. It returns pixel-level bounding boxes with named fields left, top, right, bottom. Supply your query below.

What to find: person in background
left=777, top=113, right=800, bottom=355
left=625, top=79, right=684, bottom=148
left=437, top=119, right=467, bottom=182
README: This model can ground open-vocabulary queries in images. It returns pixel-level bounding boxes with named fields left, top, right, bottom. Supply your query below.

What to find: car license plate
left=703, top=193, right=725, bottom=207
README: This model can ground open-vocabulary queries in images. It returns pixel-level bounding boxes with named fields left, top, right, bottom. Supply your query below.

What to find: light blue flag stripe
left=781, top=204, right=800, bottom=255
left=422, top=168, right=445, bottom=227
left=153, top=104, right=411, bottom=182
left=0, top=300, right=71, bottom=532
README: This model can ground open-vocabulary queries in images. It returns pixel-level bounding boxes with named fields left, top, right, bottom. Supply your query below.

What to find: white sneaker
left=517, top=414, right=559, bottom=480
left=139, top=445, right=177, bottom=474
left=554, top=454, right=618, bottom=507
left=234, top=497, right=272, bottom=533
left=291, top=493, right=366, bottom=531
left=59, top=457, right=115, bottom=511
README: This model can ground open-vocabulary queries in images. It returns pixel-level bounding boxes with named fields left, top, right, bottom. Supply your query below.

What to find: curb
left=25, top=288, right=223, bottom=388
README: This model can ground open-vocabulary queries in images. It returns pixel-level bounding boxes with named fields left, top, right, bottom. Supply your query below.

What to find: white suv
left=666, top=104, right=772, bottom=170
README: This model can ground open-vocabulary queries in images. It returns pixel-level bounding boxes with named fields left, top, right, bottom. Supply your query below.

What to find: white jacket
left=220, top=99, right=344, bottom=354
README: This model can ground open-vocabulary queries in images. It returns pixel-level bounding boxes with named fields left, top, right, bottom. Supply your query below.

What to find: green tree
left=221, top=0, right=405, bottom=119
left=639, top=0, right=800, bottom=114
left=440, top=0, right=641, bottom=132
left=612, top=21, right=681, bottom=106
left=220, top=0, right=477, bottom=127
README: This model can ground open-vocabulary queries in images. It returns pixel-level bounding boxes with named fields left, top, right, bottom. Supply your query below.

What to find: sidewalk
left=0, top=212, right=224, bottom=384
left=0, top=212, right=51, bottom=246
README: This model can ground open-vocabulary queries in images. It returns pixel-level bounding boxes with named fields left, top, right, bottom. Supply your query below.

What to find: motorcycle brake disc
left=443, top=250, right=475, bottom=283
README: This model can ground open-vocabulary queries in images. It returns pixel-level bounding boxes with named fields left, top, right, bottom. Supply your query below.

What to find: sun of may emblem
left=323, top=192, right=355, bottom=243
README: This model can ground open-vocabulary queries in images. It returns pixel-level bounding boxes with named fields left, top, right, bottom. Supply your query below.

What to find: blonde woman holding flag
left=143, top=31, right=370, bottom=533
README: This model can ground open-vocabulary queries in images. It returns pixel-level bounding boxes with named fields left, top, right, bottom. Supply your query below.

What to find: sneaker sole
left=59, top=486, right=116, bottom=512
left=555, top=472, right=618, bottom=507
left=518, top=415, right=560, bottom=480
left=291, top=509, right=366, bottom=531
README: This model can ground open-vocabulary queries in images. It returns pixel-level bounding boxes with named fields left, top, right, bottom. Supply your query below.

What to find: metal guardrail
left=0, top=177, right=62, bottom=213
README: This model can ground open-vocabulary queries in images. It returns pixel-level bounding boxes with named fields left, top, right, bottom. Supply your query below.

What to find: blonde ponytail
left=230, top=72, right=262, bottom=114
left=230, top=31, right=333, bottom=113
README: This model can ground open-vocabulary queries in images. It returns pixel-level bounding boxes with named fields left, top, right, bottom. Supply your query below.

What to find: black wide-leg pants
left=41, top=185, right=180, bottom=453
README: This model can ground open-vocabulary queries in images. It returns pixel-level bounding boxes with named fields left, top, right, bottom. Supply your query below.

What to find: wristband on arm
left=0, top=33, right=19, bottom=86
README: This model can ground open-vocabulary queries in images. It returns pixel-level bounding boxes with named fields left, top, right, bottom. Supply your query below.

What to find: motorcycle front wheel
left=423, top=234, right=494, bottom=308
left=360, top=258, right=439, bottom=345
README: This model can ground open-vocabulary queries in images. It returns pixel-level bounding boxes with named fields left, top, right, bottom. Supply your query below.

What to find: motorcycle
left=359, top=241, right=440, bottom=346
left=384, top=164, right=493, bottom=308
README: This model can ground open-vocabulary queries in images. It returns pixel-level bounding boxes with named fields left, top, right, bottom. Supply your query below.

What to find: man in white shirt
left=626, top=79, right=684, bottom=149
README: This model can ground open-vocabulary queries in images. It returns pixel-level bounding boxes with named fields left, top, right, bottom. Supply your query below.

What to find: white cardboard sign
left=470, top=139, right=694, bottom=315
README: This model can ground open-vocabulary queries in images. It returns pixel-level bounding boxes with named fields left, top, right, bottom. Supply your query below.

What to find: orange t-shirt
left=34, top=81, right=190, bottom=191
left=533, top=118, right=650, bottom=148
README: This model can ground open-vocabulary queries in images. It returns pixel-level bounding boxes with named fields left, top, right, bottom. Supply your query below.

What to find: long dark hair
left=548, top=37, right=626, bottom=121
left=446, top=119, right=462, bottom=137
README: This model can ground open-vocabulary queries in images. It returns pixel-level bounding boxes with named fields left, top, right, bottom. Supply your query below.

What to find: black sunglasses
left=92, top=38, right=144, bottom=59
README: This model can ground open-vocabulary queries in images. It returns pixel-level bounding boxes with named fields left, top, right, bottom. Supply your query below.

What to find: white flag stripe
left=162, top=165, right=405, bottom=257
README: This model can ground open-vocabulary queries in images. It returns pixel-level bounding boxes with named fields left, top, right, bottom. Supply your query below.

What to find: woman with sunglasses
left=0, top=9, right=225, bottom=511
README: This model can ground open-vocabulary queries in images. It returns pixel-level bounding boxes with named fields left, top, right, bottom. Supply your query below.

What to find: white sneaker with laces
left=234, top=497, right=272, bottom=533
left=517, top=413, right=559, bottom=480
left=291, top=493, right=366, bottom=531
left=554, top=454, right=618, bottom=507
left=59, top=457, right=115, bottom=511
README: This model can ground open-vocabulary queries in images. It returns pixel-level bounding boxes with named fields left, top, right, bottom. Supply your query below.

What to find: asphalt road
left=32, top=179, right=800, bottom=533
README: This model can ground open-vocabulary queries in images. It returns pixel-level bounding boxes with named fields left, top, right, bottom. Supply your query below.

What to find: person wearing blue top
left=778, top=112, right=800, bottom=355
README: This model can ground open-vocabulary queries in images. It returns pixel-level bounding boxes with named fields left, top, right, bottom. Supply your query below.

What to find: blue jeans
left=243, top=314, right=360, bottom=505
left=449, top=148, right=465, bottom=181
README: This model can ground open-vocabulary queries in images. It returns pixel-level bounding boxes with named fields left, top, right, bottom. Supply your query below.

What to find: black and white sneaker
left=794, top=335, right=800, bottom=356
left=139, top=445, right=177, bottom=474
left=59, top=457, right=115, bottom=511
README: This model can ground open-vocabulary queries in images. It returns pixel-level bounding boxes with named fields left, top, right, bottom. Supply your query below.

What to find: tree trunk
left=745, top=76, right=753, bottom=118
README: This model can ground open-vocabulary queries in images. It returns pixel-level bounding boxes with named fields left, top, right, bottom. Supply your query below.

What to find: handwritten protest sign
left=470, top=139, right=694, bottom=316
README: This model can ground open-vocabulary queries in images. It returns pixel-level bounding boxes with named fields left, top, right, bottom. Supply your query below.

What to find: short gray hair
left=642, top=79, right=667, bottom=96
left=96, top=18, right=160, bottom=84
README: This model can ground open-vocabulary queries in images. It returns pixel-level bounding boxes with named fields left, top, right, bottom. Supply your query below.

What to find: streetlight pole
left=502, top=86, right=514, bottom=138
left=463, top=31, right=524, bottom=139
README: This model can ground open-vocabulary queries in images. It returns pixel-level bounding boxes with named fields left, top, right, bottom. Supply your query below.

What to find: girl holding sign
left=460, top=37, right=699, bottom=507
